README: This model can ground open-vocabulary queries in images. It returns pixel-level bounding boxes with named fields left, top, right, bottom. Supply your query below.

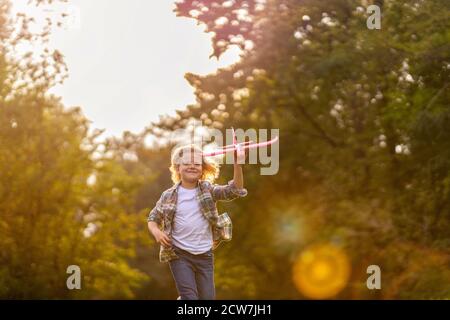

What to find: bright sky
left=12, top=0, right=240, bottom=138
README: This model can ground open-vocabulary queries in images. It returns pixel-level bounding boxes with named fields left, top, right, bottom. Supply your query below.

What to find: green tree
left=0, top=0, right=147, bottom=298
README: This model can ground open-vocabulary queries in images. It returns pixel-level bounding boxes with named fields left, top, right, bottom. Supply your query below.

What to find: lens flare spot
left=292, top=244, right=351, bottom=299
left=312, top=261, right=332, bottom=281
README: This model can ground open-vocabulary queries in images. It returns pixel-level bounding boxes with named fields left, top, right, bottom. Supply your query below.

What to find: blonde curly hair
left=169, top=144, right=219, bottom=184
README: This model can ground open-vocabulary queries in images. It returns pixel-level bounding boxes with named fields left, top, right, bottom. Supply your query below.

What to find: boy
left=147, top=144, right=247, bottom=300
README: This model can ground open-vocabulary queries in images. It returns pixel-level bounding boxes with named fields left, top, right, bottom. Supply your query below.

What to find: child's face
left=177, top=151, right=203, bottom=183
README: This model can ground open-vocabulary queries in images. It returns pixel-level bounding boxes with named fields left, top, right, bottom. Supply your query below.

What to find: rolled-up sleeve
left=211, top=180, right=248, bottom=202
left=147, top=196, right=164, bottom=228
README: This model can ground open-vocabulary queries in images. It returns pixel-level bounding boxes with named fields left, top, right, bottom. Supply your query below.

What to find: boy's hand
left=233, top=146, right=246, bottom=164
left=152, top=228, right=172, bottom=248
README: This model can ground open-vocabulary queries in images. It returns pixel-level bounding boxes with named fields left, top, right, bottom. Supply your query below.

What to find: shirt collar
left=169, top=180, right=202, bottom=193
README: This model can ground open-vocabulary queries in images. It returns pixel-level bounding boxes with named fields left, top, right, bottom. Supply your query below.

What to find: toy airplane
left=202, top=127, right=279, bottom=157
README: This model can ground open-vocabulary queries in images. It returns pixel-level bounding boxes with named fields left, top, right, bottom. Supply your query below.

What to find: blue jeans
left=169, top=245, right=215, bottom=300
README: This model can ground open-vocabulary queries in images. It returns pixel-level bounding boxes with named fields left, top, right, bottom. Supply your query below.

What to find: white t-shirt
left=171, top=185, right=213, bottom=254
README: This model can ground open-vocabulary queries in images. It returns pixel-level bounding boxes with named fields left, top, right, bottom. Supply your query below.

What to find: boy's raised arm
left=233, top=161, right=244, bottom=189
left=211, top=148, right=247, bottom=202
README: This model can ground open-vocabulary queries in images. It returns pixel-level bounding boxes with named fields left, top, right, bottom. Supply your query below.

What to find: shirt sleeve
left=147, top=194, right=164, bottom=228
left=211, top=179, right=248, bottom=202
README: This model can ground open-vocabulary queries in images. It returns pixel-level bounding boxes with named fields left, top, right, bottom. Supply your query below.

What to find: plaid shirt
left=147, top=179, right=247, bottom=263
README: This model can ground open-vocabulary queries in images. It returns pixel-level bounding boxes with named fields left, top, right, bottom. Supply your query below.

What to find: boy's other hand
left=152, top=228, right=172, bottom=248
